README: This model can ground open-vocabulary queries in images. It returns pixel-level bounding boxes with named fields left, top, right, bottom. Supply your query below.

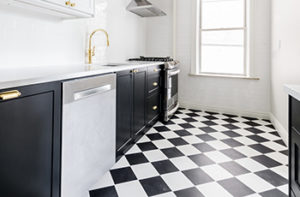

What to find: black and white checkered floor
left=90, top=108, right=288, bottom=197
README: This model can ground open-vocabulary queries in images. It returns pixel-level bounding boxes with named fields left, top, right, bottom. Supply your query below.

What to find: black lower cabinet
left=116, top=71, right=133, bottom=155
left=0, top=82, right=61, bottom=197
left=116, top=66, right=162, bottom=159
left=290, top=96, right=300, bottom=197
left=133, top=68, right=147, bottom=135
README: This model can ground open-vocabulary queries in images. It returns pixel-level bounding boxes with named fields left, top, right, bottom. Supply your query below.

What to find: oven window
left=170, top=74, right=178, bottom=97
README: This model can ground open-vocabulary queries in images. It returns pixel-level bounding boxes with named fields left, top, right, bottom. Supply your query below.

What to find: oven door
left=165, top=67, right=180, bottom=119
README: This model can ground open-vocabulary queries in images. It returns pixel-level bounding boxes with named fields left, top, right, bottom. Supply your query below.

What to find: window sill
left=189, top=73, right=260, bottom=80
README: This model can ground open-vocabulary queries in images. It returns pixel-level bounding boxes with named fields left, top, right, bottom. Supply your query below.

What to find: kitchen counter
left=0, top=62, right=164, bottom=90
left=285, top=84, right=300, bottom=101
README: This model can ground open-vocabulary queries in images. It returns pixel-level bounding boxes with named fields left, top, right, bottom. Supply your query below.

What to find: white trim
left=270, top=113, right=288, bottom=146
left=190, top=0, right=201, bottom=74
left=173, top=0, right=177, bottom=59
left=189, top=73, right=259, bottom=80
left=179, top=101, right=270, bottom=119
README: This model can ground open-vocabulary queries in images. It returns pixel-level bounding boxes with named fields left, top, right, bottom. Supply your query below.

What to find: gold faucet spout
left=88, top=29, right=110, bottom=64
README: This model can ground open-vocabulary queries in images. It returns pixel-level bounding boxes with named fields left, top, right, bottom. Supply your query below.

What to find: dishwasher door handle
left=73, top=84, right=112, bottom=101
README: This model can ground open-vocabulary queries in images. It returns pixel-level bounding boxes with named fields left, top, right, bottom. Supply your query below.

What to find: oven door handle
left=169, top=69, right=180, bottom=76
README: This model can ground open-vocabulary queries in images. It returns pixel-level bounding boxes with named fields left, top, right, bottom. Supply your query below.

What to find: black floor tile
left=161, top=147, right=185, bottom=158
left=244, top=121, right=261, bottom=127
left=220, top=161, right=250, bottom=176
left=197, top=134, right=217, bottom=142
left=249, top=144, right=275, bottom=154
left=186, top=112, right=200, bottom=117
left=260, top=189, right=288, bottom=197
left=154, top=126, right=171, bottom=132
left=218, top=178, right=255, bottom=197
left=140, top=176, right=171, bottom=196
left=174, top=130, right=192, bottom=137
left=183, top=118, right=198, bottom=122
left=251, top=155, right=281, bottom=168
left=223, top=124, right=240, bottom=130
left=147, top=133, right=165, bottom=141
left=223, top=118, right=239, bottom=123
left=189, top=154, right=215, bottom=167
left=200, top=127, right=218, bottom=133
left=89, top=186, right=118, bottom=197
left=183, top=168, right=213, bottom=185
left=193, top=143, right=216, bottom=152
left=174, top=187, right=204, bottom=197
left=203, top=115, right=218, bottom=120
left=202, top=121, right=217, bottom=126
left=245, top=127, right=264, bottom=134
left=222, top=130, right=242, bottom=138
left=242, top=116, right=259, bottom=121
left=255, top=170, right=288, bottom=187
left=110, top=167, right=137, bottom=184
left=221, top=138, right=243, bottom=147
left=125, top=153, right=149, bottom=165
left=152, top=160, right=179, bottom=174
left=168, top=138, right=189, bottom=146
left=178, top=123, right=195, bottom=129
left=221, top=148, right=247, bottom=160
left=137, top=142, right=158, bottom=152
left=247, top=135, right=268, bottom=143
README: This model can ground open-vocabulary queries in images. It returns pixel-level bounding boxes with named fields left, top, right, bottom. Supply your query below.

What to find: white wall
left=174, top=0, right=271, bottom=118
left=0, top=0, right=146, bottom=68
left=145, top=0, right=174, bottom=57
left=271, top=0, right=300, bottom=142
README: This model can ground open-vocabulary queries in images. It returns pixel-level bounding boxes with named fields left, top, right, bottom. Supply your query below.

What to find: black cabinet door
left=116, top=71, right=133, bottom=152
left=290, top=127, right=300, bottom=196
left=0, top=82, right=61, bottom=197
left=133, top=68, right=147, bottom=135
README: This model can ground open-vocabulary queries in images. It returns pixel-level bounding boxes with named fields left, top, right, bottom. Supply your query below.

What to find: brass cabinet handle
left=65, top=1, right=71, bottom=6
left=0, top=90, right=21, bottom=100
left=132, top=69, right=139, bottom=73
left=154, top=68, right=159, bottom=72
left=70, top=2, right=76, bottom=7
left=153, top=82, right=158, bottom=87
left=152, top=106, right=158, bottom=111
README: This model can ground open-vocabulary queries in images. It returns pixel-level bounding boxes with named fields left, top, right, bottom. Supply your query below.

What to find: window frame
left=198, top=0, right=249, bottom=77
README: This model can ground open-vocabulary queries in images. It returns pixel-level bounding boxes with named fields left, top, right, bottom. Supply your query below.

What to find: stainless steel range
left=128, top=56, right=180, bottom=122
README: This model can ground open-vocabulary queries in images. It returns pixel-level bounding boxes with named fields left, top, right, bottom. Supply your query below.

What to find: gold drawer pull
left=154, top=68, right=159, bottom=72
left=0, top=90, right=21, bottom=100
left=70, top=2, right=76, bottom=7
left=153, top=82, right=158, bottom=87
left=65, top=1, right=71, bottom=6
left=152, top=106, right=158, bottom=111
left=132, top=69, right=139, bottom=73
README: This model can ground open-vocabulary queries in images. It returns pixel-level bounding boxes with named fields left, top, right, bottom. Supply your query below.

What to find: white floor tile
left=116, top=180, right=148, bottom=197
left=153, top=139, right=175, bottom=149
left=206, top=140, right=231, bottom=150
left=237, top=173, right=274, bottom=193
left=177, top=144, right=201, bottom=156
left=234, top=146, right=261, bottom=157
left=143, top=149, right=168, bottom=162
left=170, top=156, right=198, bottom=171
left=111, top=157, right=130, bottom=169
left=236, top=158, right=268, bottom=172
left=201, top=164, right=233, bottom=181
left=197, top=182, right=233, bottom=197
left=160, top=131, right=180, bottom=139
left=131, top=163, right=159, bottom=180
left=182, top=135, right=203, bottom=144
left=162, top=172, right=194, bottom=191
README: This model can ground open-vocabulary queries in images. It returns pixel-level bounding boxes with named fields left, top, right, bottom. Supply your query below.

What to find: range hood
left=127, top=0, right=166, bottom=17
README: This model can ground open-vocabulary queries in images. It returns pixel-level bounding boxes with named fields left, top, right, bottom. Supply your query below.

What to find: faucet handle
left=92, top=46, right=96, bottom=56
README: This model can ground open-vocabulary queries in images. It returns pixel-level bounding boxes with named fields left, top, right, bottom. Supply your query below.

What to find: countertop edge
left=285, top=84, right=300, bottom=102
left=0, top=62, right=164, bottom=90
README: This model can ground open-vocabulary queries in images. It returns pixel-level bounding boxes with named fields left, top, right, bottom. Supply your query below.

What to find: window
left=199, top=0, right=248, bottom=76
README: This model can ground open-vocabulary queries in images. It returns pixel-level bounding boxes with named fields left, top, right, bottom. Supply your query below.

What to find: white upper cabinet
left=8, top=0, right=95, bottom=18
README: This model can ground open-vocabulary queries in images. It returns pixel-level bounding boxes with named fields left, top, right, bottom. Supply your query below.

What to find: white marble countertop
left=285, top=84, right=300, bottom=101
left=0, top=61, right=164, bottom=90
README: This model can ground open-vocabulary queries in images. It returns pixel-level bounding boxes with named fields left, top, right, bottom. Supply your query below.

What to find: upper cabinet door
left=70, top=0, right=94, bottom=15
left=42, top=0, right=66, bottom=7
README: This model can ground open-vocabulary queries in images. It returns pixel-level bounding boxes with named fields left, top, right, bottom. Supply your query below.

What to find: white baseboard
left=179, top=102, right=270, bottom=119
left=269, top=113, right=288, bottom=146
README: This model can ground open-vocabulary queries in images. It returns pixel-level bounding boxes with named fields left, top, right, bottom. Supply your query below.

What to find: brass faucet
left=88, top=29, right=110, bottom=64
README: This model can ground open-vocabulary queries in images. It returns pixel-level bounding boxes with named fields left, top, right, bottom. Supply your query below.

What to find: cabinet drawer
left=148, top=65, right=163, bottom=75
left=148, top=74, right=161, bottom=94
left=147, top=93, right=161, bottom=123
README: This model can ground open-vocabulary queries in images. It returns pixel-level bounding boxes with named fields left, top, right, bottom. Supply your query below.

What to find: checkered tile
left=90, top=108, right=288, bottom=197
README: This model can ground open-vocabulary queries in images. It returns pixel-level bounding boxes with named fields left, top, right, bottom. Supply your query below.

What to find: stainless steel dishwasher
left=61, top=74, right=116, bottom=197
